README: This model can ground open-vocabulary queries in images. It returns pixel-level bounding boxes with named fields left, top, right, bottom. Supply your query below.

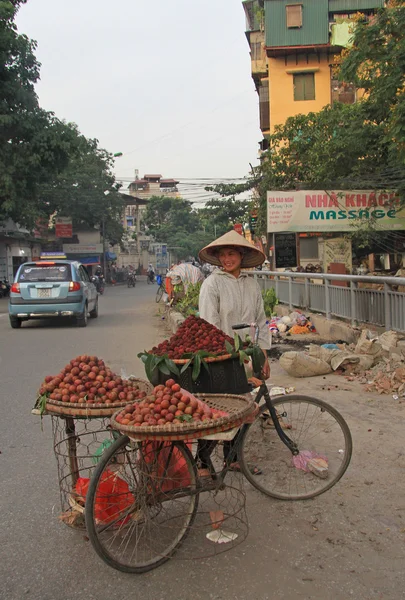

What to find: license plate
left=38, top=288, right=51, bottom=298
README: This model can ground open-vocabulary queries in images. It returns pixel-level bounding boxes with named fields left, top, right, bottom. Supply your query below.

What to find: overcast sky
left=16, top=0, right=261, bottom=195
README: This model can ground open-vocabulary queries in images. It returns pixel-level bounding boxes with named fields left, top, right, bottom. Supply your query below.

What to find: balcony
left=250, top=31, right=267, bottom=76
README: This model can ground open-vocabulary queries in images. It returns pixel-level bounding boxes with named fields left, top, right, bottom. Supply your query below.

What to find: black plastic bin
left=150, top=355, right=250, bottom=395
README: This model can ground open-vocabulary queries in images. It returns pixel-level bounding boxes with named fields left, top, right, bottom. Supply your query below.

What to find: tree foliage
left=339, top=1, right=405, bottom=159
left=199, top=197, right=251, bottom=237
left=38, top=131, right=126, bottom=243
left=0, top=0, right=81, bottom=227
left=142, top=197, right=212, bottom=259
left=0, top=0, right=124, bottom=241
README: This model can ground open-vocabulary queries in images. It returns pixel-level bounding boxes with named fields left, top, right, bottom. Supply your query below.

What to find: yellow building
left=243, top=0, right=384, bottom=140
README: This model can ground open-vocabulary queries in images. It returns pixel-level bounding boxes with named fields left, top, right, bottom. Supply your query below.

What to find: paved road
left=1, top=286, right=404, bottom=600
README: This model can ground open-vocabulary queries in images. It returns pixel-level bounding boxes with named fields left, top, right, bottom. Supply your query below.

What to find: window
left=286, top=4, right=303, bottom=28
left=79, top=265, right=91, bottom=282
left=293, top=73, right=315, bottom=101
left=300, top=238, right=319, bottom=260
left=259, top=80, right=270, bottom=131
left=18, top=263, right=72, bottom=282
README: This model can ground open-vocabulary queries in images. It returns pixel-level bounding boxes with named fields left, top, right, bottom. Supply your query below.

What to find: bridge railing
left=247, top=271, right=405, bottom=331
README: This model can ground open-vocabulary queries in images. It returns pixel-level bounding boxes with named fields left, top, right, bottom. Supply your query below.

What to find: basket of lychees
left=138, top=316, right=260, bottom=395
left=34, top=355, right=153, bottom=417
left=111, top=378, right=256, bottom=441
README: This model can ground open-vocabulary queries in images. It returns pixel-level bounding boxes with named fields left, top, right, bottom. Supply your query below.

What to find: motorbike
left=127, top=272, right=136, bottom=288
left=147, top=271, right=155, bottom=284
left=91, top=275, right=105, bottom=295
left=0, top=279, right=10, bottom=298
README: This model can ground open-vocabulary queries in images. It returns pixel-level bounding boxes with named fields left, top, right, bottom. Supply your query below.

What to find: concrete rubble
left=279, top=330, right=405, bottom=395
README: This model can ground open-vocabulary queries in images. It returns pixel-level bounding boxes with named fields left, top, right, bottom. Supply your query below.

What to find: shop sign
left=63, top=244, right=102, bottom=254
left=274, top=233, right=297, bottom=268
left=55, top=217, right=73, bottom=238
left=233, top=223, right=243, bottom=235
left=267, top=190, right=405, bottom=233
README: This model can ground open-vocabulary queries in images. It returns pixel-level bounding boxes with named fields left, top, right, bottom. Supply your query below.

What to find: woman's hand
left=261, top=350, right=270, bottom=380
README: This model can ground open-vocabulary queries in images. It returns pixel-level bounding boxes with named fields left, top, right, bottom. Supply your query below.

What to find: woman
left=198, top=230, right=271, bottom=378
left=197, top=231, right=271, bottom=475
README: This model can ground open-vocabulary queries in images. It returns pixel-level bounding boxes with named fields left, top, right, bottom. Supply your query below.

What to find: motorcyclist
left=93, top=266, right=105, bottom=293
left=147, top=263, right=155, bottom=282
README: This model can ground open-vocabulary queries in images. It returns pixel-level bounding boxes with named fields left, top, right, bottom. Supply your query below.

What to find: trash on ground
left=278, top=329, right=405, bottom=388
left=280, top=351, right=332, bottom=377
left=293, top=450, right=328, bottom=479
left=206, top=529, right=238, bottom=544
left=267, top=310, right=317, bottom=336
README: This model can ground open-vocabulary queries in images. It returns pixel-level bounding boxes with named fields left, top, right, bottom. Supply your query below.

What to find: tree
left=199, top=197, right=251, bottom=237
left=142, top=196, right=211, bottom=260
left=339, top=2, right=405, bottom=159
left=38, top=131, right=126, bottom=243
left=0, top=0, right=79, bottom=228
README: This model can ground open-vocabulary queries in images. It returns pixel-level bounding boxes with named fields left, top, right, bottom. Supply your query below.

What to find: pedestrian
left=196, top=230, right=271, bottom=476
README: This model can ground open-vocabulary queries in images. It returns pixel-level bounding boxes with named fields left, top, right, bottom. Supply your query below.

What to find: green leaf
left=201, top=358, right=210, bottom=373
left=165, top=358, right=180, bottom=376
left=192, top=354, right=201, bottom=381
left=144, top=354, right=155, bottom=381
left=252, top=346, right=265, bottom=376
left=159, top=362, right=171, bottom=375
left=181, top=359, right=192, bottom=374
left=239, top=350, right=250, bottom=365
left=225, top=340, right=234, bottom=355
left=137, top=351, right=148, bottom=363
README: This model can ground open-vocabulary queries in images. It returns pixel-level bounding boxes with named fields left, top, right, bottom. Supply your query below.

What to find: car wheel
left=90, top=298, right=98, bottom=319
left=10, top=316, right=22, bottom=329
left=76, top=304, right=88, bottom=327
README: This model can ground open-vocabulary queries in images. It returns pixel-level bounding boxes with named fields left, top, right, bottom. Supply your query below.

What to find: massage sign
left=267, top=190, right=405, bottom=233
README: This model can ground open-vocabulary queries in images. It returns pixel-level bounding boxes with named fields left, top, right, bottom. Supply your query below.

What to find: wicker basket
left=149, top=353, right=250, bottom=395
left=44, top=378, right=153, bottom=418
left=110, top=393, right=256, bottom=441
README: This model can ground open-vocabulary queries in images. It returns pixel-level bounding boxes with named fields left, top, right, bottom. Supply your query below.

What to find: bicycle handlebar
left=232, top=323, right=250, bottom=330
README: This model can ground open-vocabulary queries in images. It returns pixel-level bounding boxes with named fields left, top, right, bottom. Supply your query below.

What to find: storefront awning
left=76, top=256, right=101, bottom=266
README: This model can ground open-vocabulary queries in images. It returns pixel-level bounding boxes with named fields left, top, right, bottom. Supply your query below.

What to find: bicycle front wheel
left=240, top=395, right=352, bottom=500
left=85, top=435, right=199, bottom=573
left=155, top=286, right=164, bottom=303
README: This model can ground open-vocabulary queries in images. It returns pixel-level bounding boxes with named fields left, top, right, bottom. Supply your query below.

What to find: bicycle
left=85, top=323, right=352, bottom=573
left=155, top=275, right=165, bottom=303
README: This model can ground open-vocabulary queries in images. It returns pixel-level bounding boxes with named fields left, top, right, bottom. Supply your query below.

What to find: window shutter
left=304, top=73, right=315, bottom=100
left=286, top=5, right=303, bottom=28
left=293, top=75, right=305, bottom=101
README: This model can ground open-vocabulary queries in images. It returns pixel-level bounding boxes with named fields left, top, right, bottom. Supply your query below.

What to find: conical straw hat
left=199, top=230, right=265, bottom=268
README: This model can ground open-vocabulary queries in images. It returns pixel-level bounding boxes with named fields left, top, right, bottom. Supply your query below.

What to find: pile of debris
left=279, top=330, right=405, bottom=396
left=268, top=311, right=316, bottom=337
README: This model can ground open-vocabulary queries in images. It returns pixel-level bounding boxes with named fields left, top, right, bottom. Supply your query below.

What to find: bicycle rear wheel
left=240, top=395, right=352, bottom=500
left=85, top=435, right=199, bottom=573
left=155, top=285, right=164, bottom=303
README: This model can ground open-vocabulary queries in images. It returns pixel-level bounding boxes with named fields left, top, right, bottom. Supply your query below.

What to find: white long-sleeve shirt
left=199, top=269, right=271, bottom=349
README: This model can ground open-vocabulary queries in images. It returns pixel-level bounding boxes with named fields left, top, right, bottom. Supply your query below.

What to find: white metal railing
left=248, top=271, right=405, bottom=332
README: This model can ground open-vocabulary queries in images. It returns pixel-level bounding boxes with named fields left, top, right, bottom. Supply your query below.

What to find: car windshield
left=18, top=264, right=72, bottom=283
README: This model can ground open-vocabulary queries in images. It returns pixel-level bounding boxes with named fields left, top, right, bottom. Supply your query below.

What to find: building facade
left=243, top=0, right=384, bottom=141
left=118, top=173, right=180, bottom=273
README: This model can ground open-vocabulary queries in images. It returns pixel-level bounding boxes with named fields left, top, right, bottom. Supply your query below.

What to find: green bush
left=176, top=282, right=201, bottom=316
left=262, top=288, right=278, bottom=317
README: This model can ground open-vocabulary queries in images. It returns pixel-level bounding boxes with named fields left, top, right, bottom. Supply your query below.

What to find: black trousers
left=195, top=437, right=239, bottom=470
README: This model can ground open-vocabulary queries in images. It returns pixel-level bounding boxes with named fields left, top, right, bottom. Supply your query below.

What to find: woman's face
left=218, top=247, right=243, bottom=275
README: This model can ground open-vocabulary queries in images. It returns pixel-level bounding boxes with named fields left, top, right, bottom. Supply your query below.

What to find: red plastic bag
left=75, top=471, right=134, bottom=524
left=142, top=442, right=192, bottom=492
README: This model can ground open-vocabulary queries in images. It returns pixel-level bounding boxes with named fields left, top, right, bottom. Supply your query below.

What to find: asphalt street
left=1, top=285, right=404, bottom=600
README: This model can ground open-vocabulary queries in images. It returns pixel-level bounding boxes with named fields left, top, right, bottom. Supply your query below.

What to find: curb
left=166, top=308, right=185, bottom=333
